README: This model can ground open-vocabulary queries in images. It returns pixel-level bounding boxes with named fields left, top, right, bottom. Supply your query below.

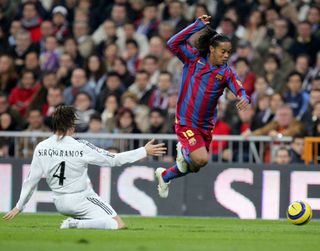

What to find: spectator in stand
left=20, top=1, right=42, bottom=43
left=29, top=71, right=58, bottom=112
left=251, top=76, right=274, bottom=106
left=147, top=108, right=169, bottom=134
left=17, top=108, right=50, bottom=158
left=101, top=94, right=119, bottom=132
left=129, top=70, right=155, bottom=106
left=0, top=112, right=18, bottom=156
left=303, top=52, right=320, bottom=91
left=142, top=55, right=160, bottom=86
left=39, top=35, right=60, bottom=72
left=42, top=86, right=65, bottom=128
left=289, top=21, right=320, bottom=66
left=136, top=3, right=159, bottom=39
left=10, top=29, right=39, bottom=74
left=0, top=92, right=25, bottom=129
left=74, top=91, right=96, bottom=132
left=216, top=17, right=239, bottom=53
left=9, top=70, right=40, bottom=117
left=85, top=113, right=113, bottom=149
left=267, top=42, right=295, bottom=78
left=274, top=146, right=292, bottom=165
left=39, top=20, right=54, bottom=53
left=110, top=3, right=128, bottom=28
left=25, top=51, right=42, bottom=81
left=148, top=71, right=173, bottom=110
left=117, top=21, right=149, bottom=58
left=302, top=88, right=320, bottom=122
left=123, top=39, right=141, bottom=76
left=258, top=17, right=293, bottom=57
left=63, top=37, right=83, bottom=67
left=56, top=53, right=75, bottom=87
left=113, top=107, right=141, bottom=151
left=294, top=54, right=311, bottom=83
left=242, top=9, right=266, bottom=49
left=290, top=134, right=305, bottom=164
left=103, top=43, right=118, bottom=71
left=305, top=101, right=320, bottom=136
left=95, top=19, right=119, bottom=55
left=251, top=94, right=272, bottom=130
left=7, top=20, right=22, bottom=47
left=112, top=57, right=135, bottom=89
left=73, top=21, right=94, bottom=59
left=63, top=68, right=95, bottom=107
left=158, top=21, right=175, bottom=42
left=306, top=6, right=320, bottom=40
left=96, top=71, right=124, bottom=112
left=229, top=40, right=263, bottom=76
left=283, top=71, right=309, bottom=120
left=0, top=54, right=18, bottom=95
left=121, top=91, right=150, bottom=133
left=163, top=0, right=189, bottom=33
left=262, top=53, right=286, bottom=92
left=250, top=105, right=304, bottom=138
left=85, top=54, right=107, bottom=96
left=233, top=57, right=256, bottom=97
left=52, top=6, right=70, bottom=43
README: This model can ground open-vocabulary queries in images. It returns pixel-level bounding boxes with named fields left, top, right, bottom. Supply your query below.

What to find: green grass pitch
left=1, top=214, right=320, bottom=251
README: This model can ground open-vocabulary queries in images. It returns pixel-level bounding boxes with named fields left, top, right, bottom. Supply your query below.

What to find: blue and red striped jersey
left=167, top=19, right=250, bottom=130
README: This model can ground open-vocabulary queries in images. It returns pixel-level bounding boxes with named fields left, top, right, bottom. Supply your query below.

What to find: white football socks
left=76, top=218, right=119, bottom=230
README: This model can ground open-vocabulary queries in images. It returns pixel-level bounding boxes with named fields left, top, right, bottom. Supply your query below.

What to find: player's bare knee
left=192, top=158, right=208, bottom=168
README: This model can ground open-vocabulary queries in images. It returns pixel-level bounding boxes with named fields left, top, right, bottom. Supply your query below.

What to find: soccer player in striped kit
left=3, top=105, right=166, bottom=229
left=155, top=15, right=250, bottom=198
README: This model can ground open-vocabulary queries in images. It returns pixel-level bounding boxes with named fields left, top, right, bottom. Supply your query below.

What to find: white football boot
left=60, top=218, right=79, bottom=229
left=155, top=167, right=170, bottom=198
left=176, top=142, right=188, bottom=173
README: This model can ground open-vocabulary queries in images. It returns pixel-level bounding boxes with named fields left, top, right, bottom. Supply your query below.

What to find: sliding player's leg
left=57, top=190, right=125, bottom=230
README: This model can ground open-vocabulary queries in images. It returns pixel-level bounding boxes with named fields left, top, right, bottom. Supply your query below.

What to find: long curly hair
left=195, top=26, right=231, bottom=57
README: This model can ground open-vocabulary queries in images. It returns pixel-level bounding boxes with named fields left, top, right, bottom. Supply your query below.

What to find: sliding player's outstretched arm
left=3, top=150, right=43, bottom=220
left=167, top=15, right=211, bottom=63
left=83, top=139, right=167, bottom=167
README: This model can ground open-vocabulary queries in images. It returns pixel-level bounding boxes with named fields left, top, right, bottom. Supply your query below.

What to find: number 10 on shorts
left=182, top=130, right=194, bottom=139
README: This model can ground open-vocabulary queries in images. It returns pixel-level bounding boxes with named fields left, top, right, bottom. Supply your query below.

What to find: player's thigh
left=175, top=125, right=206, bottom=153
left=54, top=191, right=117, bottom=219
left=190, top=146, right=209, bottom=168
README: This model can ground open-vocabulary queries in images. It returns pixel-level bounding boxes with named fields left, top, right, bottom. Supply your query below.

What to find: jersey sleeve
left=167, top=19, right=205, bottom=64
left=15, top=148, right=43, bottom=211
left=225, top=67, right=250, bottom=103
left=81, top=140, right=147, bottom=167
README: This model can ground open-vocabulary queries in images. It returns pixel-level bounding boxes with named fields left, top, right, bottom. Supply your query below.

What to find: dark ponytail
left=195, top=26, right=231, bottom=57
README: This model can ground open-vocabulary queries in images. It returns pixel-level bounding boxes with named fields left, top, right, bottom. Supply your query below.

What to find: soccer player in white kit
left=3, top=105, right=167, bottom=230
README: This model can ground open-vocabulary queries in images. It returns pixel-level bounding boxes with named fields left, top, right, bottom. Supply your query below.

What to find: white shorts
left=53, top=188, right=117, bottom=219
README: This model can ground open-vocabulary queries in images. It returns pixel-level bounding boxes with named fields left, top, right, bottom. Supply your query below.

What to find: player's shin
left=161, top=164, right=187, bottom=183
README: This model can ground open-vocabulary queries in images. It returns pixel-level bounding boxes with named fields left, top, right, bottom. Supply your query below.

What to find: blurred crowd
left=0, top=0, right=319, bottom=163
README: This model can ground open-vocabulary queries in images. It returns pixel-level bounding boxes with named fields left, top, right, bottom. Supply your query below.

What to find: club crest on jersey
left=215, top=74, right=223, bottom=80
left=188, top=137, right=197, bottom=146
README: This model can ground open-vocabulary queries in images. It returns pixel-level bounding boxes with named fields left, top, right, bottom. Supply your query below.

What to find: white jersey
left=16, top=134, right=147, bottom=210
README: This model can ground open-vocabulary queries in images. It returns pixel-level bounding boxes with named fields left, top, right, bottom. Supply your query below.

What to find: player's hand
left=198, top=15, right=211, bottom=25
left=236, top=96, right=249, bottom=111
left=3, top=207, right=20, bottom=220
left=144, top=139, right=167, bottom=156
